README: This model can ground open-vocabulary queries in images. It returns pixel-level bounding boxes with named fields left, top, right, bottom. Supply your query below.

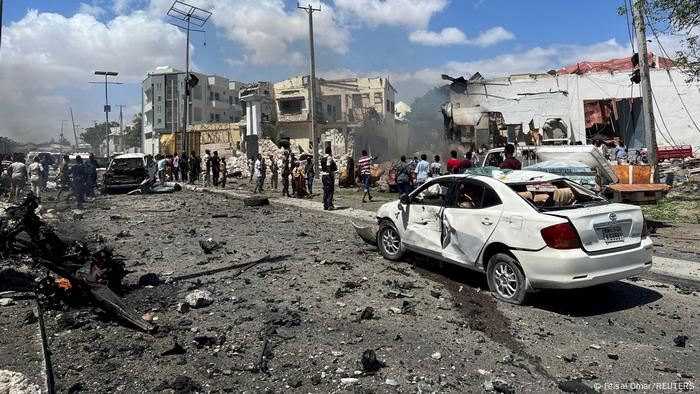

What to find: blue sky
left=0, top=0, right=664, bottom=143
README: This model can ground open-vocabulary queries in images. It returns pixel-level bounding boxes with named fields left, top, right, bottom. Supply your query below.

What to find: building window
left=229, top=95, right=233, bottom=105
left=158, top=95, right=162, bottom=102
left=210, top=113, right=214, bottom=122
left=215, top=92, right=220, bottom=101
left=157, top=118, right=162, bottom=124
left=215, top=114, right=220, bottom=122
left=279, top=98, right=304, bottom=115
left=209, top=91, right=214, bottom=101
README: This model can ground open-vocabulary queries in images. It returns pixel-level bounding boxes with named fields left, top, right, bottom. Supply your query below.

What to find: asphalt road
left=1, top=189, right=698, bottom=393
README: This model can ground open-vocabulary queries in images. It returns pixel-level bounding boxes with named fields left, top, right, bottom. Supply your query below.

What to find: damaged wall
left=445, top=68, right=700, bottom=151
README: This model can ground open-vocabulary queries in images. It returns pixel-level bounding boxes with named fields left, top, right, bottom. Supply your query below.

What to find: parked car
left=102, top=153, right=148, bottom=192
left=372, top=170, right=652, bottom=304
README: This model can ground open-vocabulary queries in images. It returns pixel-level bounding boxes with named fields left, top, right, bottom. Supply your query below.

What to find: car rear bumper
left=104, top=183, right=141, bottom=190
left=512, top=238, right=653, bottom=289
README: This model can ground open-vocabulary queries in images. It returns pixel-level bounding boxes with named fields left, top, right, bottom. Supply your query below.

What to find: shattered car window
left=510, top=178, right=606, bottom=210
left=109, top=158, right=144, bottom=171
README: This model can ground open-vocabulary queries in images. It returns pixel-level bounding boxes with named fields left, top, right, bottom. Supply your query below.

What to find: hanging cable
left=623, top=0, right=636, bottom=52
left=651, top=89, right=680, bottom=147
left=644, top=7, right=700, bottom=137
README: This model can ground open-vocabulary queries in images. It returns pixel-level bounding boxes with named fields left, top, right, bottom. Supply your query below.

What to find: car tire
left=486, top=253, right=529, bottom=305
left=377, top=220, right=405, bottom=261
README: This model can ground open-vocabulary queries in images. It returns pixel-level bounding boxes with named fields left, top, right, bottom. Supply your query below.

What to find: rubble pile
left=0, top=195, right=153, bottom=332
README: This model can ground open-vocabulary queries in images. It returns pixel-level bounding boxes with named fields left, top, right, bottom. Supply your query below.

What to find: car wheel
left=377, top=220, right=405, bottom=261
left=487, top=253, right=528, bottom=305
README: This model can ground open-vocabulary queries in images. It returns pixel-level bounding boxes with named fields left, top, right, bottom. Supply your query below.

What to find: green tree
left=624, top=1, right=700, bottom=81
left=81, top=121, right=118, bottom=150
left=123, top=113, right=143, bottom=149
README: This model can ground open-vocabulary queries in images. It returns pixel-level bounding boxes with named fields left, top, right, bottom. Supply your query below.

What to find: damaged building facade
left=442, top=55, right=700, bottom=152
left=141, top=66, right=245, bottom=155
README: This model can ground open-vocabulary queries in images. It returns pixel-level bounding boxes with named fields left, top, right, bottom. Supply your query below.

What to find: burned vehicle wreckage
left=0, top=195, right=153, bottom=332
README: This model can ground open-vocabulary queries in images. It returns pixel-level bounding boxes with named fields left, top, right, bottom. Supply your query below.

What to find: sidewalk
left=188, top=184, right=700, bottom=287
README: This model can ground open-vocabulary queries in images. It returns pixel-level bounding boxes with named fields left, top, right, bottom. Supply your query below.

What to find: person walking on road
left=281, top=151, right=291, bottom=197
left=180, top=152, right=189, bottom=182
left=71, top=156, right=87, bottom=210
left=203, top=149, right=212, bottom=187
left=189, top=150, right=200, bottom=184
left=220, top=157, right=227, bottom=188
left=7, top=154, right=27, bottom=202
left=414, top=154, right=430, bottom=186
left=395, top=155, right=411, bottom=197
left=321, top=147, right=337, bottom=210
left=430, top=155, right=442, bottom=178
left=28, top=156, right=43, bottom=203
left=269, top=155, right=279, bottom=191
left=304, top=156, right=315, bottom=195
left=211, top=151, right=221, bottom=187
left=358, top=150, right=377, bottom=203
left=56, top=155, right=71, bottom=201
left=173, top=152, right=181, bottom=181
left=254, top=154, right=264, bottom=194
left=157, top=154, right=167, bottom=185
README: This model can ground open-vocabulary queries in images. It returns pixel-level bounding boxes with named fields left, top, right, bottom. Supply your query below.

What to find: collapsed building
left=441, top=54, right=700, bottom=152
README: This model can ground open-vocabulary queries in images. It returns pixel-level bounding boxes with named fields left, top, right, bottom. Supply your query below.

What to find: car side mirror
left=400, top=194, right=410, bottom=205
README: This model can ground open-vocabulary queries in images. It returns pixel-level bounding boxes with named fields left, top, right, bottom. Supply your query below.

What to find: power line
left=643, top=8, right=700, bottom=137
left=623, top=0, right=636, bottom=52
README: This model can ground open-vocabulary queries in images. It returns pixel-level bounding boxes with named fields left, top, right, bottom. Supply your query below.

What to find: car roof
left=450, top=169, right=564, bottom=185
left=114, top=153, right=146, bottom=159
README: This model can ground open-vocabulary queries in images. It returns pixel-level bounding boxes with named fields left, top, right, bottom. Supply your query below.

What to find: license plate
left=602, top=226, right=624, bottom=243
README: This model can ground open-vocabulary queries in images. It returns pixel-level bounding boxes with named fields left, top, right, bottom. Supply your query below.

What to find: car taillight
left=641, top=216, right=649, bottom=238
left=540, top=222, right=581, bottom=250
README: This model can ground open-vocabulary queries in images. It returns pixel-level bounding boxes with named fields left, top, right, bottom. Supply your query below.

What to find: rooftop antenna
left=167, top=1, right=212, bottom=154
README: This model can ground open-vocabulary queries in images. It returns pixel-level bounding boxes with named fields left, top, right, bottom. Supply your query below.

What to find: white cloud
left=198, top=0, right=348, bottom=66
left=335, top=0, right=448, bottom=29
left=0, top=9, right=187, bottom=141
left=78, top=2, right=106, bottom=17
left=112, top=0, right=137, bottom=14
left=409, top=26, right=514, bottom=47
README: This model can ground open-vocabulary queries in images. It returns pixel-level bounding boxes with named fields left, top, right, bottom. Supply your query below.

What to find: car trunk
left=545, top=203, right=644, bottom=253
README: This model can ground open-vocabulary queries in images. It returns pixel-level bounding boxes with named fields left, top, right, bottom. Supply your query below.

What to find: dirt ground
left=1, top=189, right=699, bottom=393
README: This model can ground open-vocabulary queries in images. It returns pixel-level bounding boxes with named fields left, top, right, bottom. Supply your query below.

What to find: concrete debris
left=0, top=370, right=42, bottom=394
left=340, top=378, right=359, bottom=385
left=0, top=298, right=14, bottom=307
left=557, top=379, right=596, bottom=393
left=385, top=378, right=399, bottom=386
left=673, top=335, right=688, bottom=347
left=607, top=353, right=619, bottom=360
left=138, top=273, right=161, bottom=287
left=589, top=344, right=601, bottom=350
left=484, top=377, right=514, bottom=393
left=177, top=302, right=190, bottom=314
left=199, top=238, right=222, bottom=254
left=359, top=306, right=375, bottom=321
left=361, top=349, right=386, bottom=372
left=184, top=290, right=214, bottom=309
left=431, top=352, right=442, bottom=360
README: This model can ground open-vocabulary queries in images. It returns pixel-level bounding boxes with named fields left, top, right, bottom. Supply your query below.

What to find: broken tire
left=486, top=252, right=528, bottom=305
left=377, top=220, right=405, bottom=261
left=243, top=196, right=269, bottom=207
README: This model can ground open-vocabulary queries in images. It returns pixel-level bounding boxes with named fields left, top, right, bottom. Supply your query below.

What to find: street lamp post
left=91, top=71, right=121, bottom=158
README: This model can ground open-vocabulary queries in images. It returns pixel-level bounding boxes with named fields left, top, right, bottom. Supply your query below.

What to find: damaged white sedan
left=371, top=171, right=653, bottom=304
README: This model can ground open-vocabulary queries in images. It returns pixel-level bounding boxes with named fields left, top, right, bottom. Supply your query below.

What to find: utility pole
left=70, top=107, right=80, bottom=148
left=632, top=0, right=659, bottom=182
left=298, top=2, right=321, bottom=175
left=59, top=120, right=68, bottom=155
left=0, top=0, right=4, bottom=50
left=90, top=71, right=121, bottom=158
left=117, top=104, right=126, bottom=153
left=167, top=1, right=211, bottom=155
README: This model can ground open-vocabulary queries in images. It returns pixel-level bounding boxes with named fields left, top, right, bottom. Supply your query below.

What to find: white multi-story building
left=141, top=66, right=244, bottom=155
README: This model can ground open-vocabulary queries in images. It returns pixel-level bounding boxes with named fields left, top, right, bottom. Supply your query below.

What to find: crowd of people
left=2, top=152, right=99, bottom=209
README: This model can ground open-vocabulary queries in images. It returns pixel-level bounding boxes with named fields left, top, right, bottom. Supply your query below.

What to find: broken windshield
left=510, top=178, right=606, bottom=211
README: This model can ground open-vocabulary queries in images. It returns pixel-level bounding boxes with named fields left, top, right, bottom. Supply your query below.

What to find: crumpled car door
left=441, top=205, right=504, bottom=266
left=403, top=204, right=445, bottom=252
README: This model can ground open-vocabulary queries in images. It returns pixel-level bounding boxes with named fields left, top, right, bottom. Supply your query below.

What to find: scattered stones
left=331, top=351, right=344, bottom=357
left=340, top=378, right=358, bottom=385
left=0, top=298, right=14, bottom=307
left=0, top=370, right=42, bottom=394
left=484, top=378, right=514, bottom=394
left=160, top=338, right=187, bottom=356
left=177, top=302, right=190, bottom=314
left=138, top=273, right=161, bottom=287
left=142, top=313, right=155, bottom=323
left=673, top=335, right=688, bottom=347
left=154, top=376, right=201, bottom=393
left=563, top=354, right=577, bottom=363
left=184, top=290, right=214, bottom=309
left=431, top=352, right=442, bottom=360
left=199, top=239, right=222, bottom=254
left=193, top=334, right=226, bottom=349
left=22, top=311, right=38, bottom=325
left=361, top=349, right=386, bottom=372
left=558, top=379, right=596, bottom=393
left=72, top=211, right=84, bottom=220
left=359, top=306, right=375, bottom=321
left=607, top=353, right=619, bottom=360
left=385, top=378, right=399, bottom=386
left=589, top=344, right=601, bottom=350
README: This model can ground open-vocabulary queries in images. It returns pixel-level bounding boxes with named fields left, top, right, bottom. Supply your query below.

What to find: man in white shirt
left=7, top=155, right=27, bottom=202
left=254, top=154, right=264, bottom=194
left=28, top=156, right=43, bottom=203
left=414, top=154, right=430, bottom=185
